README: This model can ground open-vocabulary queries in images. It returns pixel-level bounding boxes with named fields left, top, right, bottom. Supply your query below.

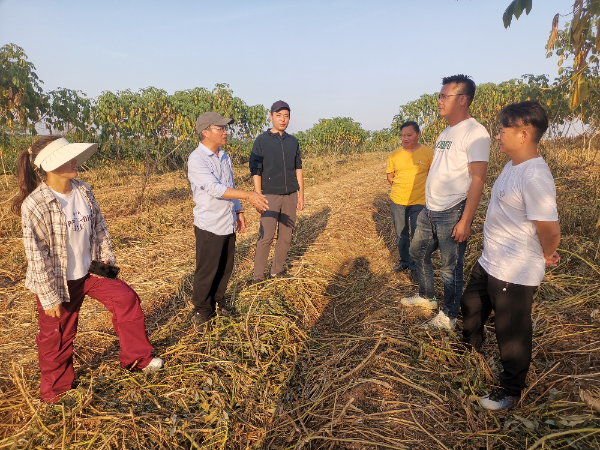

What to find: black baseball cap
left=270, top=100, right=290, bottom=113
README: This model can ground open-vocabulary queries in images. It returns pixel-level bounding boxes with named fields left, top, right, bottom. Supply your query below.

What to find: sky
left=0, top=0, right=569, bottom=133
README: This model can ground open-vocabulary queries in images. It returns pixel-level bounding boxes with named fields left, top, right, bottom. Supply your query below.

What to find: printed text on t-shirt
left=436, top=141, right=452, bottom=150
left=67, top=211, right=92, bottom=231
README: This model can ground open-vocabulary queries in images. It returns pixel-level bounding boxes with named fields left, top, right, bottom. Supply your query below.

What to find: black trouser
left=460, top=262, right=536, bottom=396
left=192, top=226, right=236, bottom=318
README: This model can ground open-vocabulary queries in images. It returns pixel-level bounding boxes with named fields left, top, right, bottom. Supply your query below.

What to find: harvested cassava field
left=0, top=147, right=599, bottom=449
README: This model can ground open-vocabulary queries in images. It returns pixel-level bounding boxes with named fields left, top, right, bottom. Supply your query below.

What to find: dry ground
left=0, top=149, right=599, bottom=449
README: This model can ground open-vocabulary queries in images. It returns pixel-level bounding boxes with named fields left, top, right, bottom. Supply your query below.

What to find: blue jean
left=409, top=201, right=467, bottom=319
left=390, top=201, right=424, bottom=271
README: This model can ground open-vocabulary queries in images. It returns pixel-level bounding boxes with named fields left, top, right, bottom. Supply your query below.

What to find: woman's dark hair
left=498, top=101, right=549, bottom=143
left=400, top=121, right=420, bottom=133
left=11, top=135, right=63, bottom=215
left=442, top=74, right=476, bottom=106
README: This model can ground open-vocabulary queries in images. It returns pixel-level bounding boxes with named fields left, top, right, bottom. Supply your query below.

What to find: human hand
left=248, top=191, right=268, bottom=214
left=452, top=219, right=471, bottom=243
left=544, top=251, right=560, bottom=267
left=236, top=212, right=247, bottom=233
left=297, top=194, right=305, bottom=211
left=45, top=304, right=62, bottom=319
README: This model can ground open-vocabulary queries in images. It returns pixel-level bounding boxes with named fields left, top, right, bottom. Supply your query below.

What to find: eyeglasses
left=208, top=125, right=228, bottom=132
left=437, top=93, right=467, bottom=101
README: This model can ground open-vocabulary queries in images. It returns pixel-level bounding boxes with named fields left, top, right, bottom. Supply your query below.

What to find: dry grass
left=0, top=145, right=599, bottom=449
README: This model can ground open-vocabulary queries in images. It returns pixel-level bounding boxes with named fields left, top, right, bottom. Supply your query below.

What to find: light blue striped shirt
left=188, top=143, right=242, bottom=236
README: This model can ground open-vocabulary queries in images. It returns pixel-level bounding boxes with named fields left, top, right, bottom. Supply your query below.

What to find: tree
left=503, top=0, right=600, bottom=109
left=45, top=88, right=95, bottom=138
left=296, top=117, right=369, bottom=155
left=0, top=43, right=46, bottom=133
left=0, top=44, right=47, bottom=184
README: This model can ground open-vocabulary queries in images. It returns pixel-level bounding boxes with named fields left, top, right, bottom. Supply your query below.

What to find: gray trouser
left=253, top=192, right=297, bottom=280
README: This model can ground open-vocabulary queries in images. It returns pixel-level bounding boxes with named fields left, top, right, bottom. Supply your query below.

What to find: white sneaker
left=400, top=293, right=437, bottom=309
left=478, top=388, right=518, bottom=411
left=142, top=357, right=164, bottom=372
left=426, top=311, right=457, bottom=331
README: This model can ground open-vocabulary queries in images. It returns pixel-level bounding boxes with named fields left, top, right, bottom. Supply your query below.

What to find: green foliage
left=504, top=1, right=600, bottom=109
left=295, top=117, right=370, bottom=155
left=391, top=93, right=442, bottom=147
left=502, top=0, right=533, bottom=28
left=0, top=44, right=271, bottom=174
left=45, top=88, right=95, bottom=140
left=367, top=128, right=400, bottom=151
left=470, top=80, right=526, bottom=136
left=390, top=75, right=600, bottom=145
left=0, top=43, right=45, bottom=133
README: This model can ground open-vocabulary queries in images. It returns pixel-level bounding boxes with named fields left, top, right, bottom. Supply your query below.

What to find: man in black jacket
left=249, top=100, right=304, bottom=282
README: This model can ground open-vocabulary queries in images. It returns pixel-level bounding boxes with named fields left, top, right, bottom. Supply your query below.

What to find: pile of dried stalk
left=0, top=148, right=599, bottom=449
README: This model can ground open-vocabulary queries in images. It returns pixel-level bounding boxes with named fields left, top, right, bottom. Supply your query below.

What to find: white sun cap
left=33, top=137, right=98, bottom=172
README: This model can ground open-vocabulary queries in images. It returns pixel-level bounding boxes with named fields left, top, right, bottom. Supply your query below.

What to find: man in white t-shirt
left=461, top=101, right=560, bottom=411
left=401, top=75, right=490, bottom=331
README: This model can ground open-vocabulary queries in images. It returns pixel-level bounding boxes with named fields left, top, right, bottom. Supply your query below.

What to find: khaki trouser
left=253, top=192, right=297, bottom=280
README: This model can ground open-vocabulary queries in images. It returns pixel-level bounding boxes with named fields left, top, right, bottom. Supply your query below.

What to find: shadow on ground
left=372, top=194, right=397, bottom=260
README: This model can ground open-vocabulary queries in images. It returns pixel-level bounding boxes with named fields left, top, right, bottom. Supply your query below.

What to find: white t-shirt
left=425, top=118, right=491, bottom=211
left=479, top=157, right=558, bottom=286
left=49, top=183, right=93, bottom=280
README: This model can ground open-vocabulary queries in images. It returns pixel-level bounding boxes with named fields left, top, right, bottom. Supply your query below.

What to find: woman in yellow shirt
left=386, top=122, right=434, bottom=278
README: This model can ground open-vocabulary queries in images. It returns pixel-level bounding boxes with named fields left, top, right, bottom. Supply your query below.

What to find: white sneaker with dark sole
left=478, top=388, right=519, bottom=411
left=142, top=357, right=164, bottom=372
left=400, top=293, right=437, bottom=309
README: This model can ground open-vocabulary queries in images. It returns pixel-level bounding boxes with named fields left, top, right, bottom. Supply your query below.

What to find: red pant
left=36, top=275, right=154, bottom=402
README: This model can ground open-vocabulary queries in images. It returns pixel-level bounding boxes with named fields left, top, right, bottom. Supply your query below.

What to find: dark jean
left=461, top=262, right=536, bottom=396
left=409, top=200, right=467, bottom=319
left=390, top=201, right=424, bottom=271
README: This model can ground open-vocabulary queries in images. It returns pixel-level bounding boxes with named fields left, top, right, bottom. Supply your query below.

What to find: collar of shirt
left=39, top=180, right=94, bottom=209
left=198, top=142, right=225, bottom=159
left=267, top=130, right=288, bottom=139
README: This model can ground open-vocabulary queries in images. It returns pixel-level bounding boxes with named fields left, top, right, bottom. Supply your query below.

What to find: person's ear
left=520, top=128, right=528, bottom=144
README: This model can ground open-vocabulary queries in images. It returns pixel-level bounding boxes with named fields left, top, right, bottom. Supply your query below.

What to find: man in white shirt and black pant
left=401, top=75, right=490, bottom=331
left=461, top=101, right=560, bottom=411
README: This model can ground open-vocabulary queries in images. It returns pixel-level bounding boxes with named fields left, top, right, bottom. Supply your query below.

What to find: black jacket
left=249, top=130, right=302, bottom=195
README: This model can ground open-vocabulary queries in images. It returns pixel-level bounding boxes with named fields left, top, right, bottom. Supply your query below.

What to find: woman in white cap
left=12, top=135, right=163, bottom=403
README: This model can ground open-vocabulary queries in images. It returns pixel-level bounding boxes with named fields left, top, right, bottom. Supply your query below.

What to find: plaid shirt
left=22, top=180, right=116, bottom=310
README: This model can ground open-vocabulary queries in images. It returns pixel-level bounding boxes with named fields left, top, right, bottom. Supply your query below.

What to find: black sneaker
left=478, top=388, right=519, bottom=411
left=392, top=264, right=409, bottom=272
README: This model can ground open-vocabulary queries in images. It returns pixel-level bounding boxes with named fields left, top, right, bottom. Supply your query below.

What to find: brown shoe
left=216, top=304, right=236, bottom=317
left=191, top=312, right=213, bottom=332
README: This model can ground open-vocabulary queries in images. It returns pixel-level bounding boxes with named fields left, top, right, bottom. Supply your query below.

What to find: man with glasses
left=250, top=101, right=304, bottom=284
left=401, top=75, right=490, bottom=331
left=188, top=112, right=268, bottom=330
